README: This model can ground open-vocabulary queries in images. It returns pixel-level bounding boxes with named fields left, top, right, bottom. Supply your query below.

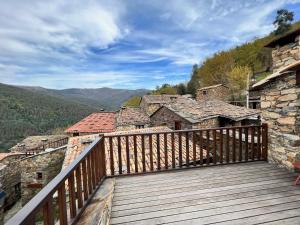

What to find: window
left=37, top=172, right=43, bottom=180
left=296, top=70, right=300, bottom=85
left=203, top=90, right=207, bottom=95
left=174, top=121, right=182, bottom=130
left=135, top=125, right=144, bottom=129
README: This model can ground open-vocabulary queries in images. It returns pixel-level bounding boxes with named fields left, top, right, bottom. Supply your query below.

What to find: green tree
left=273, top=9, right=294, bottom=35
left=187, top=64, right=200, bottom=96
left=176, top=83, right=187, bottom=95
left=152, top=84, right=177, bottom=95
left=228, top=65, right=252, bottom=100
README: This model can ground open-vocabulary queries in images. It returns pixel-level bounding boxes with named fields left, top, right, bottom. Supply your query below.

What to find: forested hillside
left=186, top=19, right=300, bottom=99
left=20, top=86, right=149, bottom=111
left=0, top=83, right=99, bottom=151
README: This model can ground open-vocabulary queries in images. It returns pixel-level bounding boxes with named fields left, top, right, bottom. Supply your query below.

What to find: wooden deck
left=111, top=162, right=300, bottom=225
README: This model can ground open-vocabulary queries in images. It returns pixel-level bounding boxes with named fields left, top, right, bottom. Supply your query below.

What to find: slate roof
left=142, top=95, right=182, bottom=104
left=252, top=60, right=300, bottom=90
left=155, top=98, right=259, bottom=123
left=65, top=112, right=116, bottom=134
left=197, top=84, right=228, bottom=91
left=116, top=107, right=150, bottom=126
left=9, top=135, right=68, bottom=152
left=265, top=28, right=300, bottom=48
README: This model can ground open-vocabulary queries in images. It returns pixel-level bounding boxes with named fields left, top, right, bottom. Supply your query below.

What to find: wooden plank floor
left=110, top=162, right=300, bottom=225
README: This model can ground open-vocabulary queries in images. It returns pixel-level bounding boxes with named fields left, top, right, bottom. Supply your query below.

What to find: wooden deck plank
left=111, top=162, right=300, bottom=225
left=114, top=165, right=283, bottom=190
left=114, top=170, right=290, bottom=196
left=112, top=191, right=300, bottom=220
left=114, top=162, right=270, bottom=183
left=112, top=183, right=296, bottom=212
left=259, top=216, right=300, bottom=225
left=113, top=175, right=295, bottom=203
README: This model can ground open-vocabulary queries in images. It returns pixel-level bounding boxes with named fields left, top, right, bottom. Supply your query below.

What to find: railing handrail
left=104, top=124, right=264, bottom=138
left=6, top=137, right=102, bottom=225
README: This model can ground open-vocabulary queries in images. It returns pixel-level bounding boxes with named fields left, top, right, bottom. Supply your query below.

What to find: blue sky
left=0, top=0, right=300, bottom=90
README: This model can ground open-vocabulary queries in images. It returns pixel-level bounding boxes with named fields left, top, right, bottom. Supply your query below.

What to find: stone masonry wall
left=196, top=85, right=230, bottom=102
left=20, top=147, right=66, bottom=205
left=151, top=107, right=193, bottom=130
left=260, top=73, right=300, bottom=170
left=116, top=124, right=150, bottom=131
left=272, top=35, right=300, bottom=72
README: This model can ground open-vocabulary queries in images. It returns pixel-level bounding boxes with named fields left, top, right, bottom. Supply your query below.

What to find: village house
left=151, top=97, right=260, bottom=130
left=139, top=94, right=184, bottom=115
left=196, top=84, right=230, bottom=102
left=116, top=107, right=150, bottom=131
left=65, top=112, right=116, bottom=136
left=251, top=28, right=300, bottom=170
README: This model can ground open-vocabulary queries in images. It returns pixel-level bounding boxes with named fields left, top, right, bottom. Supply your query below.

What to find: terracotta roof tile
left=65, top=112, right=116, bottom=133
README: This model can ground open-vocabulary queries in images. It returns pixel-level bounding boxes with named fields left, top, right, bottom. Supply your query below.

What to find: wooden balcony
left=6, top=124, right=300, bottom=225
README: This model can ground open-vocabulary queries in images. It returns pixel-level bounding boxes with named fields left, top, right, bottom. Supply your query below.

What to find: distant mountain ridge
left=19, top=86, right=149, bottom=111
left=0, top=83, right=149, bottom=151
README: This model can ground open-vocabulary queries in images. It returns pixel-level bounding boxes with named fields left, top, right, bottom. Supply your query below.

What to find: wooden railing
left=6, top=137, right=106, bottom=225
left=105, top=124, right=268, bottom=176
left=25, top=137, right=69, bottom=156
left=6, top=124, right=268, bottom=225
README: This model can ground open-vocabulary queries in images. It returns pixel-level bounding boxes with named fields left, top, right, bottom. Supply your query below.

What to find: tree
left=228, top=65, right=252, bottom=100
left=187, top=64, right=200, bottom=96
left=273, top=9, right=294, bottom=35
left=176, top=83, right=187, bottom=95
left=152, top=84, right=177, bottom=95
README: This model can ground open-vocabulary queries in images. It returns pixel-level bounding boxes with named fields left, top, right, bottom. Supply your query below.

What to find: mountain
left=19, top=86, right=149, bottom=111
left=0, top=83, right=149, bottom=152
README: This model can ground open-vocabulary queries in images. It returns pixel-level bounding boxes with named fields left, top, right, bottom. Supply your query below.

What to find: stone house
left=19, top=147, right=66, bottom=205
left=251, top=29, right=300, bottom=170
left=116, top=107, right=150, bottom=130
left=151, top=98, right=260, bottom=130
left=140, top=95, right=183, bottom=116
left=196, top=84, right=230, bottom=102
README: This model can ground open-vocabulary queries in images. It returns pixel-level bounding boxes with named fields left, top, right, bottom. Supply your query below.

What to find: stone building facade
left=150, top=107, right=219, bottom=130
left=252, top=29, right=300, bottom=170
left=140, top=95, right=182, bottom=116
left=116, top=107, right=151, bottom=131
left=20, top=147, right=66, bottom=205
left=196, top=84, right=230, bottom=102
left=265, top=29, right=300, bottom=72
left=150, top=98, right=259, bottom=130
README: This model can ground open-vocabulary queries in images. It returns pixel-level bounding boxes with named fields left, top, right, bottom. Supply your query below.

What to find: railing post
left=262, top=123, right=268, bottom=161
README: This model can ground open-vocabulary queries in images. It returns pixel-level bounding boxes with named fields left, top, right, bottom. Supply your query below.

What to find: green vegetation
left=152, top=84, right=177, bottom=95
left=187, top=11, right=299, bottom=98
left=123, top=96, right=142, bottom=107
left=0, top=83, right=99, bottom=152
left=273, top=9, right=294, bottom=35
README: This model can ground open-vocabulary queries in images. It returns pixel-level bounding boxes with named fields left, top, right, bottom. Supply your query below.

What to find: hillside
left=0, top=83, right=101, bottom=151
left=187, top=21, right=300, bottom=98
left=19, top=86, right=149, bottom=111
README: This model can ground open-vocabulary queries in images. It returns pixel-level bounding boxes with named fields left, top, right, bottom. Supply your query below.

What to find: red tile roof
left=65, top=112, right=116, bottom=134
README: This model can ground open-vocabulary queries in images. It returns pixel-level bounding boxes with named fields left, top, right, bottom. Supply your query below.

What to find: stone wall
left=196, top=85, right=230, bottom=102
left=116, top=124, right=151, bottom=131
left=20, top=147, right=66, bottom=205
left=260, top=72, right=300, bottom=170
left=140, top=101, right=161, bottom=116
left=0, top=162, right=21, bottom=211
left=151, top=107, right=193, bottom=130
left=151, top=107, right=221, bottom=130
left=272, top=35, right=300, bottom=72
